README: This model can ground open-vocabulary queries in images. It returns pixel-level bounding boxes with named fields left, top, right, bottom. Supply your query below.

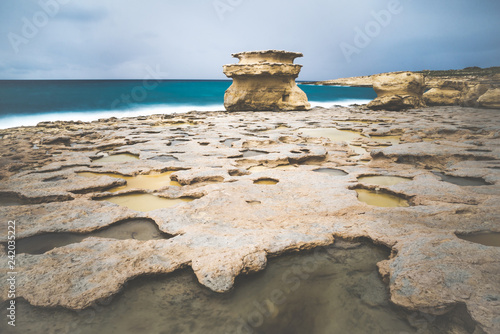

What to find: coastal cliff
left=304, top=67, right=500, bottom=110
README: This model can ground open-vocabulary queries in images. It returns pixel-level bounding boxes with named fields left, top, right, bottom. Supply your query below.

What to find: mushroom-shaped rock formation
left=367, top=71, right=426, bottom=111
left=223, top=50, right=310, bottom=111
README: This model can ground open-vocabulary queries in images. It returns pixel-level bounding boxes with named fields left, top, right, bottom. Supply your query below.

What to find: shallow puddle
left=223, top=138, right=240, bottom=147
left=93, top=153, right=139, bottom=163
left=98, top=194, right=194, bottom=211
left=358, top=176, right=411, bottom=186
left=313, top=168, right=348, bottom=176
left=457, top=232, right=500, bottom=247
left=254, top=178, right=279, bottom=185
left=0, top=193, right=24, bottom=206
left=355, top=189, right=409, bottom=207
left=15, top=219, right=169, bottom=255
left=149, top=155, right=179, bottom=162
left=432, top=172, right=490, bottom=186
left=1, top=240, right=424, bottom=334
left=79, top=172, right=181, bottom=191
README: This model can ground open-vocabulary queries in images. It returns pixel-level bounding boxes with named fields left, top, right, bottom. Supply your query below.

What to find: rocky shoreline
left=303, top=67, right=500, bottom=110
left=1, top=105, right=499, bottom=333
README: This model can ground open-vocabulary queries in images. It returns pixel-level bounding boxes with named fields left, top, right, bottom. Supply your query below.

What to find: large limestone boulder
left=367, top=72, right=425, bottom=111
left=462, top=83, right=491, bottom=107
left=223, top=50, right=310, bottom=111
left=423, top=81, right=467, bottom=106
left=477, top=88, right=500, bottom=109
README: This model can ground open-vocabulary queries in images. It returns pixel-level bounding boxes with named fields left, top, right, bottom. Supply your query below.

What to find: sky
left=0, top=0, right=499, bottom=81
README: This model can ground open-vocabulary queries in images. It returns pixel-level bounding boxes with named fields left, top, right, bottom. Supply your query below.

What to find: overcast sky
left=0, top=0, right=499, bottom=80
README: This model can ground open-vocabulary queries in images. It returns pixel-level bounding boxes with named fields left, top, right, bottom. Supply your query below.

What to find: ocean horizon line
left=0, top=79, right=326, bottom=82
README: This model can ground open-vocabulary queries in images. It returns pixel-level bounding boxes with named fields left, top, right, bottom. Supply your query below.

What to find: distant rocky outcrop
left=478, top=88, right=500, bottom=109
left=424, top=75, right=500, bottom=108
left=302, top=75, right=374, bottom=87
left=307, top=67, right=500, bottom=110
left=423, top=80, right=469, bottom=106
left=223, top=50, right=310, bottom=111
left=367, top=72, right=426, bottom=111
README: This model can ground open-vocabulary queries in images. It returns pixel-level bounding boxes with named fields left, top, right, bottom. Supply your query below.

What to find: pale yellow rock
left=310, top=70, right=500, bottom=109
left=424, top=88, right=462, bottom=106
left=423, top=80, right=478, bottom=106
left=462, top=83, right=490, bottom=107
left=223, top=50, right=310, bottom=111
left=477, top=88, right=500, bottom=109
left=367, top=71, right=426, bottom=111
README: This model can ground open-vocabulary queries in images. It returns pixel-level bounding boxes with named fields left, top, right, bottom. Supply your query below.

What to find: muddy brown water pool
left=78, top=172, right=181, bottom=191
left=15, top=219, right=169, bottom=255
left=313, top=168, right=348, bottom=176
left=0, top=194, right=24, bottom=206
left=457, top=232, right=500, bottom=247
left=254, top=178, right=279, bottom=185
left=355, top=189, right=410, bottom=208
left=432, top=172, right=490, bottom=186
left=97, top=194, right=195, bottom=212
left=1, top=240, right=427, bottom=334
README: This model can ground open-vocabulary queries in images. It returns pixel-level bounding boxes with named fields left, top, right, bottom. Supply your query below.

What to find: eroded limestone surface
left=0, top=106, right=499, bottom=333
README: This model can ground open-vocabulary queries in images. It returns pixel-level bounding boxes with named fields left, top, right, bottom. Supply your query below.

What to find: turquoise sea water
left=0, top=80, right=376, bottom=129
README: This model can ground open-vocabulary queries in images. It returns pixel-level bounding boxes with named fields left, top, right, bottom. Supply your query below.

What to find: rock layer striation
left=223, top=50, right=310, bottom=111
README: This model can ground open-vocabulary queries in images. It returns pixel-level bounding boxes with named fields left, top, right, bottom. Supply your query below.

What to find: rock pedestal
left=223, top=50, right=310, bottom=111
left=367, top=71, right=426, bottom=111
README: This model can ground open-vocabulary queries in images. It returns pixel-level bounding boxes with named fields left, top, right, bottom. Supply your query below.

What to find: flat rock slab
left=1, top=106, right=499, bottom=333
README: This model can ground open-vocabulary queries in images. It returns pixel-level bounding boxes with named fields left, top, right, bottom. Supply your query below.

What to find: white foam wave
left=309, top=99, right=371, bottom=108
left=0, top=104, right=225, bottom=129
left=0, top=100, right=371, bottom=129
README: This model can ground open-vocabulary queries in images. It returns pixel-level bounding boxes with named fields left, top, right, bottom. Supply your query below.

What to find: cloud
left=0, top=0, right=498, bottom=80
left=56, top=6, right=108, bottom=22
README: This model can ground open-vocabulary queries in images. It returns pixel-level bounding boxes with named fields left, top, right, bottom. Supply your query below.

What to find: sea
left=0, top=80, right=376, bottom=129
